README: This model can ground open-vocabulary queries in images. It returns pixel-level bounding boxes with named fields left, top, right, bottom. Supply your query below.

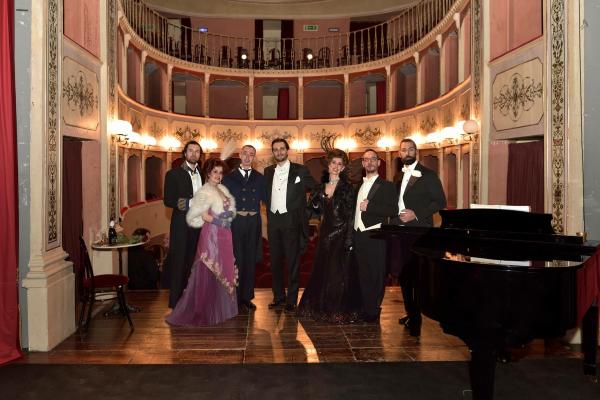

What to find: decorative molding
left=492, top=58, right=543, bottom=130
left=310, top=128, right=339, bottom=142
left=393, top=121, right=412, bottom=137
left=470, top=0, right=481, bottom=204
left=148, top=120, right=165, bottom=137
left=129, top=110, right=142, bottom=131
left=259, top=128, right=293, bottom=143
left=108, top=0, right=118, bottom=221
left=46, top=0, right=59, bottom=248
left=62, top=66, right=98, bottom=118
left=419, top=116, right=438, bottom=133
left=550, top=0, right=566, bottom=233
left=216, top=128, right=243, bottom=142
left=174, top=125, right=203, bottom=142
left=353, top=126, right=382, bottom=145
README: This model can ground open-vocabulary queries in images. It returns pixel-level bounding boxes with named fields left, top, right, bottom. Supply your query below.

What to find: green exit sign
left=303, top=25, right=319, bottom=32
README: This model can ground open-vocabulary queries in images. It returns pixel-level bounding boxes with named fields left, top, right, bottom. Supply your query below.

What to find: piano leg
left=581, top=302, right=598, bottom=377
left=469, top=343, right=497, bottom=400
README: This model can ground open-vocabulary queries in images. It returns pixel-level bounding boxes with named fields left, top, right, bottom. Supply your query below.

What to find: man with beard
left=163, top=141, right=203, bottom=314
left=354, top=149, right=399, bottom=323
left=264, top=138, right=315, bottom=313
left=222, top=144, right=267, bottom=311
left=393, top=138, right=446, bottom=336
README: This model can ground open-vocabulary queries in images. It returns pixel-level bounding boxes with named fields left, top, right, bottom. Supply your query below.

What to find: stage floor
left=18, top=288, right=582, bottom=364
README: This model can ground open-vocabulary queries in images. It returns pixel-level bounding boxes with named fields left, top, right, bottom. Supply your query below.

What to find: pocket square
left=295, top=176, right=301, bottom=183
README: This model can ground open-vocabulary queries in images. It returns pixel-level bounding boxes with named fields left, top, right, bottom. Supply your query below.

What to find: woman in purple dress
left=166, top=158, right=238, bottom=326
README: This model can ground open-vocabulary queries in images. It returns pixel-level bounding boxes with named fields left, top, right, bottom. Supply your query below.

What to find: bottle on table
left=108, top=220, right=117, bottom=245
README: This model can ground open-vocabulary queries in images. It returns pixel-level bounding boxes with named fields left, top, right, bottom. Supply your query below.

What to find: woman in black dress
left=298, top=149, right=361, bottom=323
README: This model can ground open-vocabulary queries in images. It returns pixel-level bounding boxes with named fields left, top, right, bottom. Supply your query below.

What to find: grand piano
left=377, top=208, right=600, bottom=400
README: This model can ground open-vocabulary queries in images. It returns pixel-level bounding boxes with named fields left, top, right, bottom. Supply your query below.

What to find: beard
left=402, top=156, right=416, bottom=166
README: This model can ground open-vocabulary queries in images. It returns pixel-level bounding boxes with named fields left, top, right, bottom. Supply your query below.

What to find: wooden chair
left=78, top=237, right=134, bottom=332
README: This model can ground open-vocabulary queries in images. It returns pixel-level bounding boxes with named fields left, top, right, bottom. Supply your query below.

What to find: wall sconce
left=291, top=139, right=309, bottom=153
left=304, top=48, right=314, bottom=61
left=460, top=119, right=479, bottom=142
left=200, top=138, right=217, bottom=152
left=336, top=137, right=356, bottom=153
left=406, top=134, right=425, bottom=146
left=111, top=119, right=132, bottom=144
left=128, top=131, right=142, bottom=145
left=376, top=136, right=395, bottom=151
left=245, top=139, right=263, bottom=151
left=159, top=136, right=181, bottom=151
left=241, top=49, right=248, bottom=60
left=440, top=126, right=460, bottom=144
left=141, top=135, right=157, bottom=149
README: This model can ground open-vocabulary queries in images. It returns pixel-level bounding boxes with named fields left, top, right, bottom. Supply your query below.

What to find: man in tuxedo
left=264, top=138, right=316, bottom=313
left=354, top=149, right=399, bottom=323
left=222, top=144, right=266, bottom=311
left=394, top=138, right=446, bottom=336
left=163, top=140, right=203, bottom=313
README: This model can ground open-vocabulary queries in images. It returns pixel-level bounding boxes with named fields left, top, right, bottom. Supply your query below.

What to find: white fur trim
left=186, top=184, right=237, bottom=228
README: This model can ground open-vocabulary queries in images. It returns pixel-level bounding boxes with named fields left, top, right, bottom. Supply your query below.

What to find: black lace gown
left=298, top=180, right=362, bottom=323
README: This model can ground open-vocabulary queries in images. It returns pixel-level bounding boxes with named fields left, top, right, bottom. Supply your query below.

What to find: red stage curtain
left=277, top=88, right=289, bottom=120
left=376, top=81, right=386, bottom=114
left=507, top=140, right=543, bottom=213
left=0, top=0, right=22, bottom=364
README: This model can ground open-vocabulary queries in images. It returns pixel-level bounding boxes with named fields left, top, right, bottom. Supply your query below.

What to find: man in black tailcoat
left=222, top=144, right=267, bottom=311
left=163, top=141, right=203, bottom=312
left=264, top=138, right=316, bottom=313
left=353, top=149, right=399, bottom=323
left=393, top=138, right=446, bottom=336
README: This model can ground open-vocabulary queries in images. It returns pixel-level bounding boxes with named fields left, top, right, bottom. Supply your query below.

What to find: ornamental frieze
left=353, top=126, right=382, bottom=146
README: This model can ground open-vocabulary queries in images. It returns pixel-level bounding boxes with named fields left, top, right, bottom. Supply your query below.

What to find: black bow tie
left=184, top=164, right=198, bottom=175
left=241, top=169, right=250, bottom=180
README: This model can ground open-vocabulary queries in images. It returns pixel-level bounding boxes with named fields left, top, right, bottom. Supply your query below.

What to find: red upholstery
left=83, top=274, right=129, bottom=289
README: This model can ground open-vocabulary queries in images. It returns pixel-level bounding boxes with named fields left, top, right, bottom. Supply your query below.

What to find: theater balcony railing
left=119, top=0, right=463, bottom=71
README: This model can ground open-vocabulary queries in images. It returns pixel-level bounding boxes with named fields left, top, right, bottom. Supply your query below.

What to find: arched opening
left=172, top=71, right=203, bottom=116
left=254, top=81, right=297, bottom=120
left=304, top=79, right=344, bottom=119
left=350, top=73, right=386, bottom=116
left=209, top=79, right=248, bottom=119
left=393, top=63, right=417, bottom=111
left=144, top=58, right=166, bottom=110
left=444, top=30, right=459, bottom=93
left=127, top=154, right=141, bottom=205
left=145, top=156, right=164, bottom=200
left=127, top=47, right=141, bottom=101
left=421, top=46, right=440, bottom=103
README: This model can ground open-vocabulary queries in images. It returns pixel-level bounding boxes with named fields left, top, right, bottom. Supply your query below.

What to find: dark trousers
left=354, top=229, right=386, bottom=318
left=231, top=213, right=261, bottom=302
left=267, top=211, right=301, bottom=306
left=168, top=226, right=200, bottom=308
left=390, top=231, right=422, bottom=325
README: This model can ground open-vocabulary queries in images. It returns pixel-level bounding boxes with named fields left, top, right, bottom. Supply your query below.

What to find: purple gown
left=166, top=207, right=238, bottom=326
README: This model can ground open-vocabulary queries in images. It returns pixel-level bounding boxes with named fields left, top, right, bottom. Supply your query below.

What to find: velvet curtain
left=0, top=0, right=22, bottom=364
left=62, top=140, right=83, bottom=303
left=376, top=81, right=386, bottom=114
left=507, top=140, right=544, bottom=213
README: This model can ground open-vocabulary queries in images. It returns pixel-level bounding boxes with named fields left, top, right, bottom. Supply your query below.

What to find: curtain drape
left=277, top=88, right=289, bottom=120
left=62, top=140, right=83, bottom=303
left=507, top=140, right=544, bottom=213
left=0, top=0, right=22, bottom=365
left=376, top=81, right=386, bottom=114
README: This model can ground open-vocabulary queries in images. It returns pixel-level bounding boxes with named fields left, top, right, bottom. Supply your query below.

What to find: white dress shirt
left=270, top=160, right=290, bottom=213
left=239, top=167, right=252, bottom=179
left=398, top=160, right=417, bottom=211
left=354, top=174, right=380, bottom=232
left=186, top=161, right=203, bottom=195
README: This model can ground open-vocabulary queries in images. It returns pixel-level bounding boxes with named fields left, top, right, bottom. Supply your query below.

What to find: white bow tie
left=402, top=166, right=411, bottom=174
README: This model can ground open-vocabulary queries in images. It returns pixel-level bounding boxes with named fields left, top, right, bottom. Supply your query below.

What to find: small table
left=92, top=240, right=147, bottom=313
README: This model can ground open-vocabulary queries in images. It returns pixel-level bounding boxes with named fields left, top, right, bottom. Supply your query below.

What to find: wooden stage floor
left=18, top=288, right=582, bottom=364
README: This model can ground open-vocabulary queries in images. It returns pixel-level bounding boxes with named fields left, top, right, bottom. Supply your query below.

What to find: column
left=248, top=76, right=255, bottom=120
left=385, top=65, right=392, bottom=113
left=140, top=150, right=146, bottom=203
left=140, top=50, right=147, bottom=104
left=166, top=64, right=173, bottom=112
left=204, top=73, right=210, bottom=117
left=414, top=52, right=422, bottom=104
left=122, top=33, right=130, bottom=92
left=454, top=12, right=465, bottom=83
left=22, top=0, right=75, bottom=351
left=298, top=76, right=304, bottom=120
left=437, top=34, right=446, bottom=95
left=123, top=147, right=129, bottom=206
left=344, top=73, right=350, bottom=117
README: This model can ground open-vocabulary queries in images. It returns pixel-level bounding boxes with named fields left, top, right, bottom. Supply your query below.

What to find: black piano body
left=376, top=208, right=599, bottom=400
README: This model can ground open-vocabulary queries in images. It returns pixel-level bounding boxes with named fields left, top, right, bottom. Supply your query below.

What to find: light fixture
left=141, top=135, right=157, bottom=147
left=241, top=49, right=248, bottom=60
left=304, top=48, right=314, bottom=61
left=159, top=136, right=181, bottom=150
left=111, top=119, right=132, bottom=144
left=406, top=134, right=425, bottom=146
left=199, top=138, right=217, bottom=152
left=291, top=139, right=309, bottom=153
left=337, top=137, right=356, bottom=152
left=376, top=137, right=395, bottom=151
left=462, top=119, right=479, bottom=134
left=128, top=131, right=142, bottom=144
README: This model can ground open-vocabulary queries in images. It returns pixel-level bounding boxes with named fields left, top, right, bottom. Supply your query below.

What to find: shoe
left=268, top=299, right=285, bottom=309
left=237, top=302, right=248, bottom=313
left=284, top=304, right=297, bottom=313
left=243, top=300, right=257, bottom=310
left=404, top=316, right=421, bottom=337
left=398, top=315, right=410, bottom=325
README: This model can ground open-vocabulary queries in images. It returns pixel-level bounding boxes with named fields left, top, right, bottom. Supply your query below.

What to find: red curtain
left=507, top=140, right=544, bottom=213
left=0, top=0, right=22, bottom=364
left=376, top=81, right=386, bottom=114
left=277, top=88, right=289, bottom=120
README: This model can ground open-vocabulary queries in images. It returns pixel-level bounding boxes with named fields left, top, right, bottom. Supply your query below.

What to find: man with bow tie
left=163, top=140, right=203, bottom=313
left=222, top=144, right=267, bottom=311
left=264, top=138, right=316, bottom=313
left=393, top=138, right=446, bottom=336
left=354, top=149, right=399, bottom=323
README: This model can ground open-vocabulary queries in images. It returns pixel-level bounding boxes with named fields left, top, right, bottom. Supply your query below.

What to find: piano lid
left=439, top=208, right=555, bottom=234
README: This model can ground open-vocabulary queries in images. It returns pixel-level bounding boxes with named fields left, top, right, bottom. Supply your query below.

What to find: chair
left=316, top=47, right=331, bottom=68
left=78, top=237, right=134, bottom=332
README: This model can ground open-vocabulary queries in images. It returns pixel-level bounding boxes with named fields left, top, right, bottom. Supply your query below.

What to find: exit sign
left=303, top=25, right=319, bottom=32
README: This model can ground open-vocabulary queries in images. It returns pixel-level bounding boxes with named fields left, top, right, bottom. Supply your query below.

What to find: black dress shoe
left=268, top=299, right=285, bottom=309
left=243, top=300, right=257, bottom=310
left=284, top=304, right=297, bottom=313
left=404, top=316, right=422, bottom=337
left=398, top=315, right=410, bottom=325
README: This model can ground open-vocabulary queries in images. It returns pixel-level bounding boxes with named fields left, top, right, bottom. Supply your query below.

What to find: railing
left=120, top=0, right=458, bottom=70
